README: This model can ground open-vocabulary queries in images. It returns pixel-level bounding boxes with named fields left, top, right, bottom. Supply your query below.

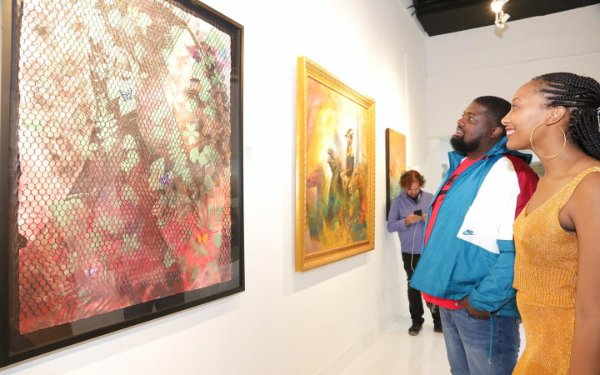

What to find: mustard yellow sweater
left=513, top=166, right=600, bottom=374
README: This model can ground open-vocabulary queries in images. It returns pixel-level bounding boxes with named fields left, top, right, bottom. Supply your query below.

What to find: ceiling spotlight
left=491, top=0, right=510, bottom=29
left=490, top=0, right=508, bottom=13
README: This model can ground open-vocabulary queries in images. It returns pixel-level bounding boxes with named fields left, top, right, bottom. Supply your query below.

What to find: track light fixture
left=491, top=0, right=510, bottom=29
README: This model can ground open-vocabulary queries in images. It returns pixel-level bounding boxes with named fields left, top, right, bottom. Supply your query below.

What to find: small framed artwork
left=295, top=56, right=376, bottom=272
left=385, top=129, right=406, bottom=217
left=1, top=0, right=243, bottom=367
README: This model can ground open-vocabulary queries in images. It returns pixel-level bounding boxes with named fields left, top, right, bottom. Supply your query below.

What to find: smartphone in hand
left=413, top=209, right=423, bottom=216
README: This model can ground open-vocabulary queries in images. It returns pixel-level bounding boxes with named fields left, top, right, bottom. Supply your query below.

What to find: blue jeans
left=440, top=307, right=520, bottom=375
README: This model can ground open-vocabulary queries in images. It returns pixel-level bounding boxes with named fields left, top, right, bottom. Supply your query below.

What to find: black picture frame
left=1, top=0, right=244, bottom=367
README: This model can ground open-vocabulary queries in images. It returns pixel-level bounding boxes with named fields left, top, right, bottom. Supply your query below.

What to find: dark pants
left=402, top=252, right=441, bottom=326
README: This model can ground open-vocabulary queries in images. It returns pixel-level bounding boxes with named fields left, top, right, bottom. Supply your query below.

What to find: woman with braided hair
left=501, top=72, right=600, bottom=374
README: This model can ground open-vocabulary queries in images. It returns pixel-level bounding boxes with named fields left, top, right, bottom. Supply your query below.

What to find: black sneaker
left=408, top=322, right=423, bottom=336
left=433, top=324, right=443, bottom=333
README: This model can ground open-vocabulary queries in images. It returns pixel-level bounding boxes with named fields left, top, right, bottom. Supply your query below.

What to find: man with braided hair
left=502, top=72, right=600, bottom=375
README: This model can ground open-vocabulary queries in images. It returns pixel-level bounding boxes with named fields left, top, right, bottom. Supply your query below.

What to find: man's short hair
left=473, top=96, right=511, bottom=135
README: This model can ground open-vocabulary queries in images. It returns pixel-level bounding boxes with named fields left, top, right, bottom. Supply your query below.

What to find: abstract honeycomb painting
left=1, top=0, right=243, bottom=365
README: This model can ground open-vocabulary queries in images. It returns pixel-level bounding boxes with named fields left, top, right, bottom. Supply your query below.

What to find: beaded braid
left=532, top=72, right=600, bottom=160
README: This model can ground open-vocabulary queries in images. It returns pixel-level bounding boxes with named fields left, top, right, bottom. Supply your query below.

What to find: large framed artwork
left=385, top=129, right=406, bottom=217
left=295, top=56, right=375, bottom=272
left=1, top=0, right=243, bottom=367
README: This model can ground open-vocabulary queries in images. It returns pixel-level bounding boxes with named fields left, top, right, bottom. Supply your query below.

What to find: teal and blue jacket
left=410, top=138, right=539, bottom=317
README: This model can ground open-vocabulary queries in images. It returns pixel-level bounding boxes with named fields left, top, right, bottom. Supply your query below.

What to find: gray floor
left=340, top=317, right=527, bottom=374
left=340, top=318, right=450, bottom=375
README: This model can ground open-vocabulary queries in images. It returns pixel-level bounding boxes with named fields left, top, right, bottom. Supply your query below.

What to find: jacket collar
left=401, top=190, right=422, bottom=203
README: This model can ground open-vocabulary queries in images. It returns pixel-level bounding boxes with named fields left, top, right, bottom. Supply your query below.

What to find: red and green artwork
left=12, top=0, right=237, bottom=334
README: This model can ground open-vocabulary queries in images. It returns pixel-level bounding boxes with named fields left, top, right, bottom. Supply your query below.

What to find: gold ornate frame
left=295, top=56, right=375, bottom=271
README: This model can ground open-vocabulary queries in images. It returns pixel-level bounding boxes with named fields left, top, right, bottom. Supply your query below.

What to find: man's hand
left=405, top=214, right=421, bottom=225
left=458, top=296, right=491, bottom=320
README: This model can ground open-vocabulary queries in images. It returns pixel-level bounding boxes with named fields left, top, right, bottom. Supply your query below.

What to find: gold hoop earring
left=529, top=123, right=566, bottom=160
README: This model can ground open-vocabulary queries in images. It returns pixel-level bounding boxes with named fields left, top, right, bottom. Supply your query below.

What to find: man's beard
left=450, top=135, right=481, bottom=154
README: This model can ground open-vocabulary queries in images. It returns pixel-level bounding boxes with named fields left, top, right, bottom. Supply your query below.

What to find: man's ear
left=547, top=106, right=567, bottom=125
left=490, top=125, right=504, bottom=139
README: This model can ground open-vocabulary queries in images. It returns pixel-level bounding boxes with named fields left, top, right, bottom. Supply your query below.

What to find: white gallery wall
left=0, top=0, right=427, bottom=374
left=423, top=4, right=600, bottom=189
left=2, top=1, right=599, bottom=374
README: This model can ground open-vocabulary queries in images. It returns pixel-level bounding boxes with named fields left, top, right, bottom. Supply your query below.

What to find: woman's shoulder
left=567, top=164, right=600, bottom=207
left=573, top=165, right=600, bottom=192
